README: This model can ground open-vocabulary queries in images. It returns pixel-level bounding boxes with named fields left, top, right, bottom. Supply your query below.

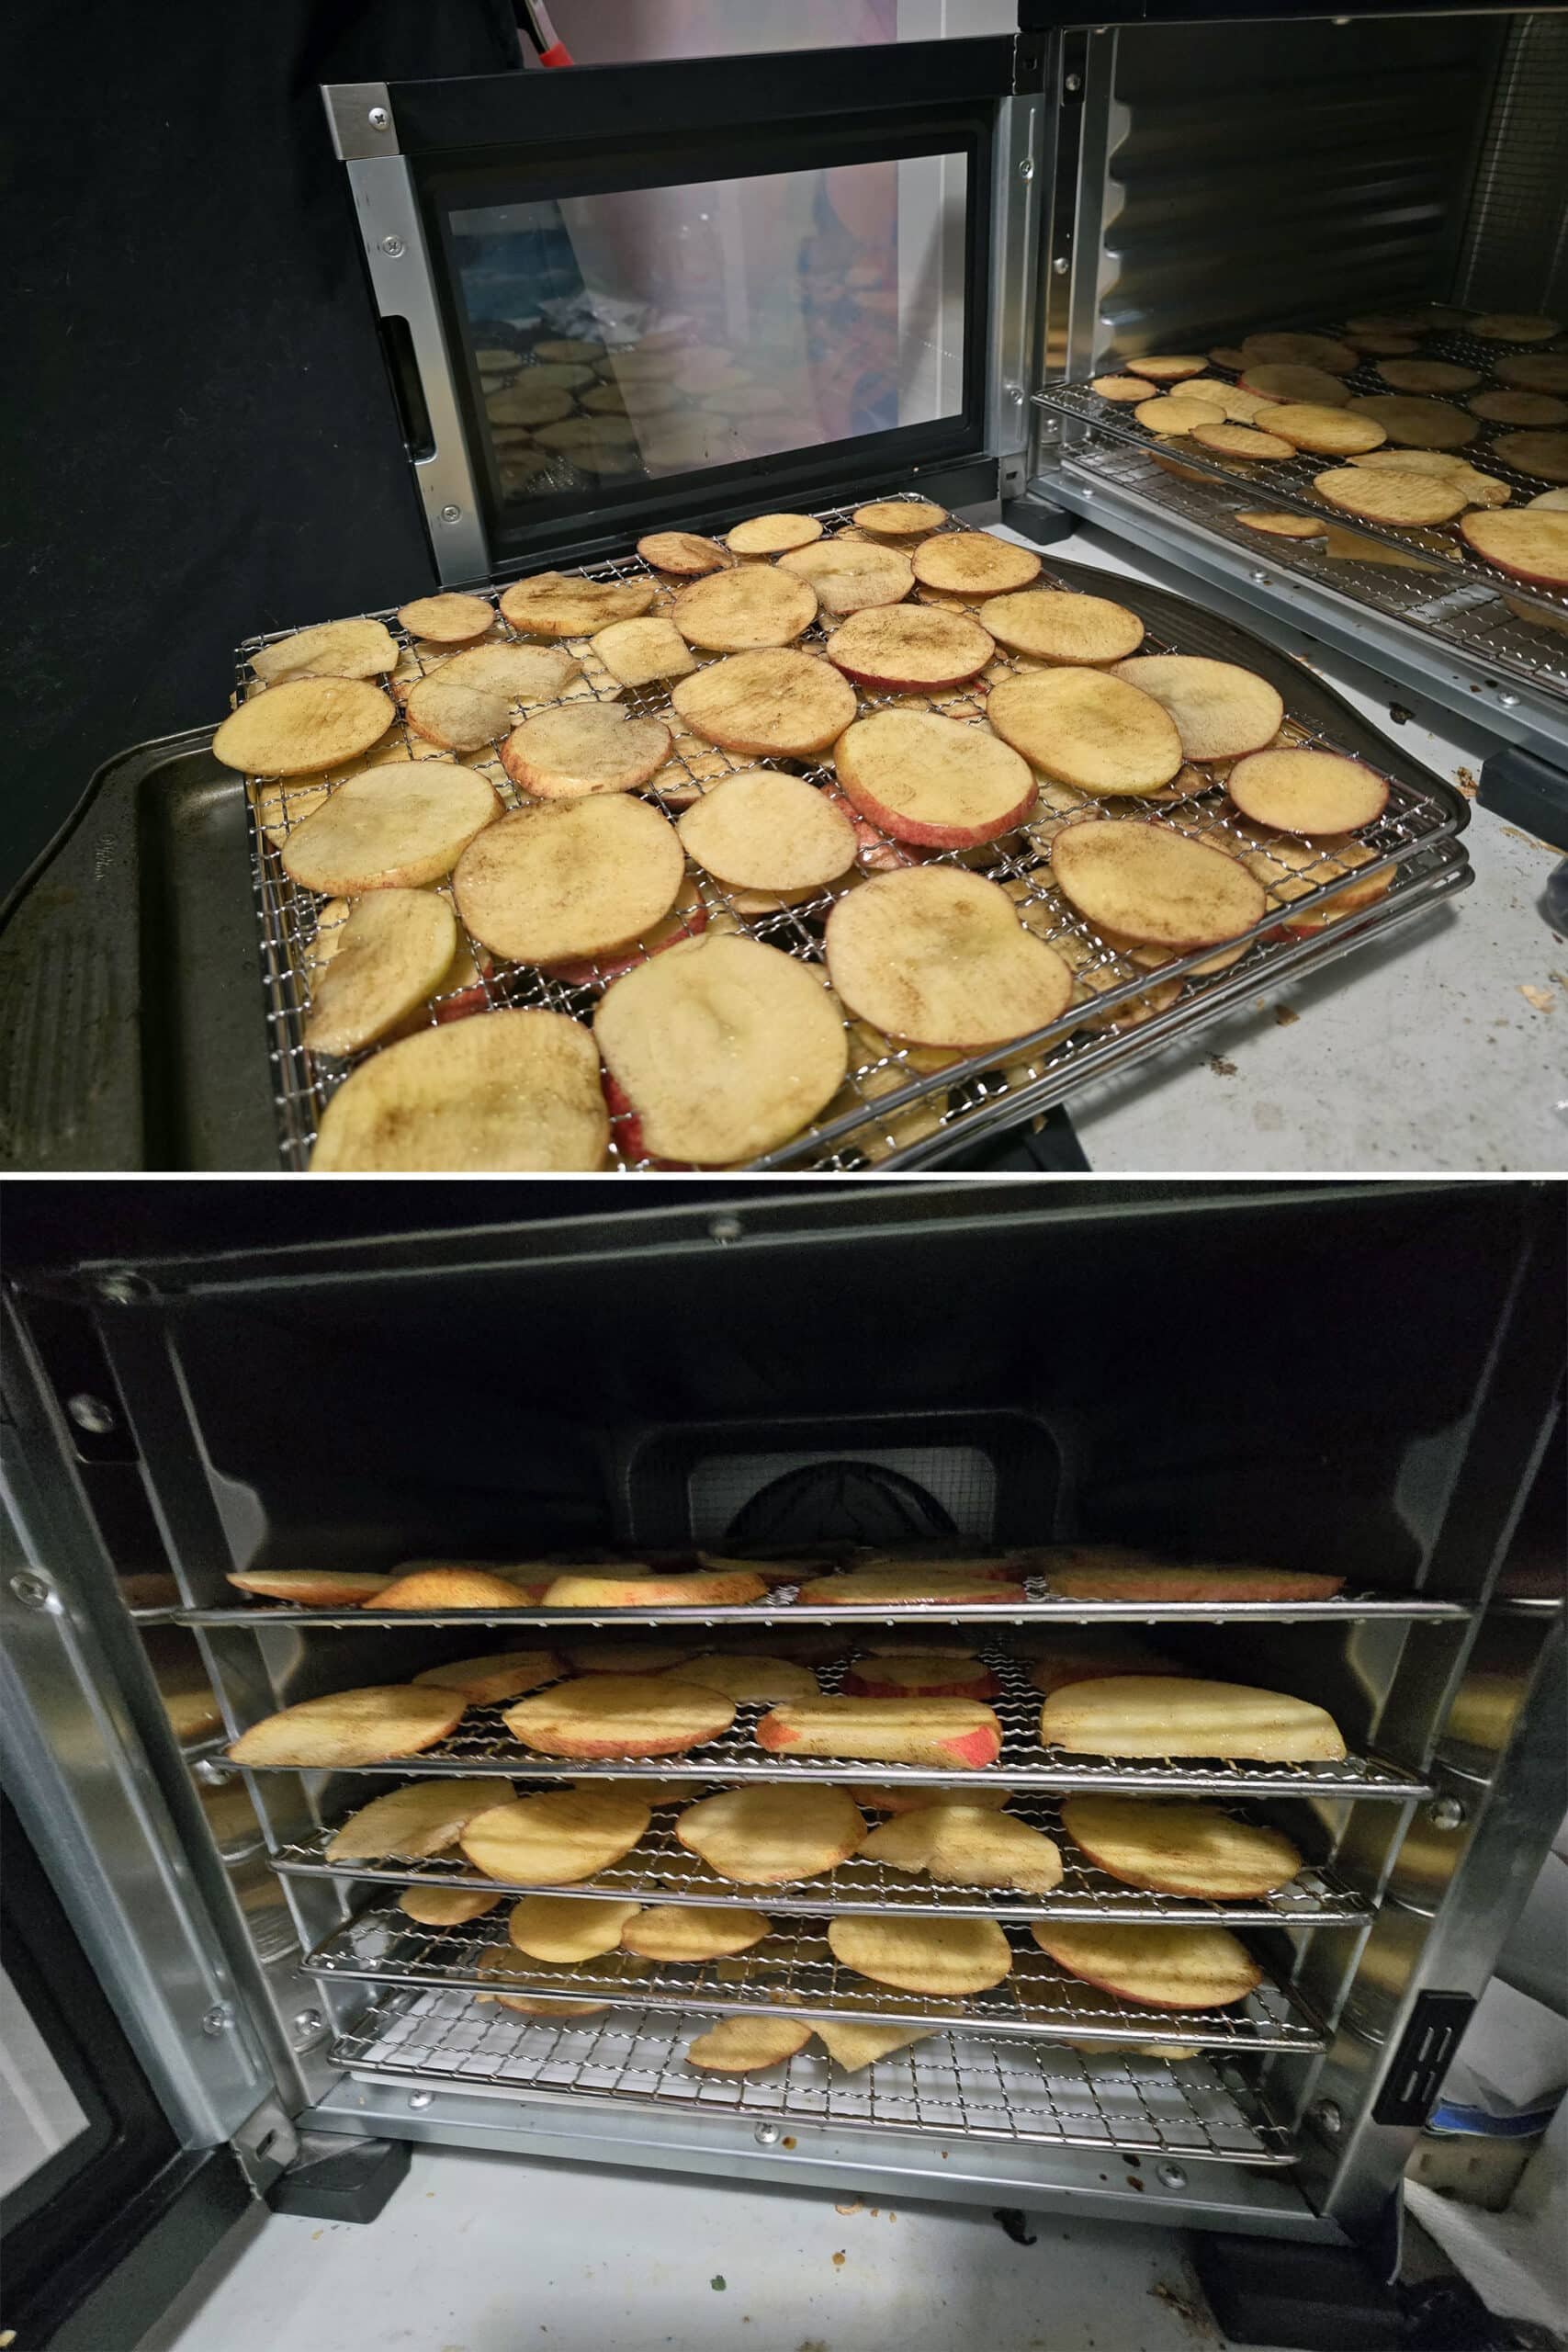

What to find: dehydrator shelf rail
left=242, top=506, right=1471, bottom=1174
left=270, top=1794, right=1375, bottom=1925
left=304, top=1903, right=1327, bottom=2053
left=333, top=1989, right=1300, bottom=2166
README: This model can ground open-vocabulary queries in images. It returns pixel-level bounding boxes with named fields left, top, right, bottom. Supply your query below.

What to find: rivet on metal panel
left=438, top=504, right=463, bottom=526
left=194, top=1758, right=233, bottom=1786
left=9, top=1573, right=52, bottom=1611
left=1312, top=2097, right=1344, bottom=2138
left=367, top=105, right=390, bottom=130
left=707, top=1216, right=744, bottom=1245
left=1065, top=73, right=1082, bottom=92
left=94, top=1270, right=151, bottom=1306
left=202, top=2002, right=235, bottom=2036
left=1155, top=2161, right=1188, bottom=2189
left=1006, top=383, right=1024, bottom=406
left=292, top=2009, right=325, bottom=2045
left=1249, top=571, right=1271, bottom=586
left=1018, top=156, right=1035, bottom=182
left=1426, top=1795, right=1467, bottom=1830
left=754, top=2122, right=781, bottom=2146
left=66, top=1393, right=118, bottom=1434
left=1052, top=256, right=1070, bottom=277
left=379, top=234, right=405, bottom=258
left=409, top=2089, right=434, bottom=2109
left=1496, top=692, right=1519, bottom=709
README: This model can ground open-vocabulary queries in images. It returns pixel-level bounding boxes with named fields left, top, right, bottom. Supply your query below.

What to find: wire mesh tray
left=333, top=1987, right=1300, bottom=2165
left=1036, top=305, right=1568, bottom=631
left=241, top=509, right=1470, bottom=1173
left=232, top=1654, right=1429, bottom=1800
left=302, top=1900, right=1325, bottom=2052
left=272, top=1789, right=1373, bottom=1925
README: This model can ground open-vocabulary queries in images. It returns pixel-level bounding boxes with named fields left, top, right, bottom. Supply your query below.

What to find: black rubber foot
left=992, top=2206, right=1038, bottom=2245
left=267, top=2132, right=411, bottom=2223
left=1477, top=745, right=1568, bottom=854
left=1001, top=493, right=1078, bottom=548
left=1189, top=2231, right=1402, bottom=2349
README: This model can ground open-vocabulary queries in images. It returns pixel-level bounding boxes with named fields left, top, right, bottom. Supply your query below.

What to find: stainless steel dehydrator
left=2, top=1180, right=1562, bottom=2345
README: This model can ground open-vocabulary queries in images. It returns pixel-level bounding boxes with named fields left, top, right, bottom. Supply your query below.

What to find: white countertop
left=1003, top=521, right=1567, bottom=1174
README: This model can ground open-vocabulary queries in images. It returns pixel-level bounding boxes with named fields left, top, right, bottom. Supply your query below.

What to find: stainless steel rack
left=333, top=1989, right=1300, bottom=2165
left=272, top=1792, right=1374, bottom=1925
left=232, top=1655, right=1429, bottom=1800
left=171, top=1582, right=1473, bottom=1629
left=242, top=502, right=1471, bottom=1174
left=1035, top=311, right=1568, bottom=632
left=304, top=1902, right=1327, bottom=2053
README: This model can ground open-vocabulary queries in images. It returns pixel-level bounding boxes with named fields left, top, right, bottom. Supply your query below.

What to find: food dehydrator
left=3, top=12, right=1563, bottom=1172
left=3, top=1181, right=1562, bottom=2345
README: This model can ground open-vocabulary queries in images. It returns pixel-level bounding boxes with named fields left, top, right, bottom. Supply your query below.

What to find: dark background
left=3, top=1, right=522, bottom=899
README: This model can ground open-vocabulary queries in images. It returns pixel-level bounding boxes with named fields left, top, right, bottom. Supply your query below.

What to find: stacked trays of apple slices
left=228, top=493, right=1468, bottom=1173
left=207, top=1546, right=1459, bottom=2165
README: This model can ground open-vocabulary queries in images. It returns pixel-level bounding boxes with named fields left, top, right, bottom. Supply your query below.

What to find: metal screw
left=379, top=234, right=404, bottom=258
left=1155, top=2161, right=1188, bottom=2189
left=94, top=1271, right=149, bottom=1306
left=1018, top=156, right=1035, bottom=181
left=1312, top=2098, right=1344, bottom=2138
left=67, top=1393, right=118, bottom=1435
left=292, top=2008, right=324, bottom=2044
left=707, top=1215, right=744, bottom=1245
left=10, top=1574, right=51, bottom=1611
left=1006, top=381, right=1023, bottom=406
left=202, top=2003, right=234, bottom=2037
left=1065, top=72, right=1083, bottom=91
left=1496, top=691, right=1519, bottom=708
left=1052, top=255, right=1069, bottom=277
left=753, top=2122, right=781, bottom=2146
left=438, top=503, right=463, bottom=525
left=408, top=2089, right=434, bottom=2109
left=194, top=1758, right=232, bottom=1786
left=1427, top=1795, right=1467, bottom=1831
left=367, top=105, right=389, bottom=130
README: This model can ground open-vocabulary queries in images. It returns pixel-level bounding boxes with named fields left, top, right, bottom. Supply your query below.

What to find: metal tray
left=241, top=526, right=1471, bottom=1174
left=301, top=1900, right=1327, bottom=2053
left=272, top=1789, right=1374, bottom=1926
left=333, top=1990, right=1300, bottom=2165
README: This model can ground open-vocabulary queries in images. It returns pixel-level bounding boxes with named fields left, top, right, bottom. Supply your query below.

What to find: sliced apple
left=453, top=794, right=683, bottom=967
left=303, top=889, right=457, bottom=1057
left=281, top=760, right=498, bottom=894
left=833, top=709, right=1035, bottom=848
left=1052, top=819, right=1267, bottom=950
left=824, top=605, right=994, bottom=692
left=309, top=1009, right=609, bottom=1172
left=986, top=668, right=1184, bottom=797
left=671, top=566, right=818, bottom=652
left=1227, top=747, right=1389, bottom=835
left=671, top=650, right=858, bottom=759
left=677, top=769, right=858, bottom=893
left=1109, top=656, right=1284, bottom=763
left=825, top=866, right=1073, bottom=1047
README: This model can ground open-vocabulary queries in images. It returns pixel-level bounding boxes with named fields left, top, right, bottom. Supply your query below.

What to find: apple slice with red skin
left=755, top=1695, right=1003, bottom=1769
left=542, top=882, right=708, bottom=987
left=833, top=709, right=1036, bottom=849
left=602, top=1071, right=697, bottom=1171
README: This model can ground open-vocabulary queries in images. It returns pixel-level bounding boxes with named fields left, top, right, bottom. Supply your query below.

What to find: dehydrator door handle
left=0, top=729, right=275, bottom=1171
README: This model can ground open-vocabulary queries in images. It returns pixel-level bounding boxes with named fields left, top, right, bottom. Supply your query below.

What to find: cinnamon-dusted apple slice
left=589, top=616, right=695, bottom=690
left=636, top=529, right=734, bottom=576
left=1123, top=354, right=1210, bottom=382
left=500, top=704, right=671, bottom=800
left=1472, top=390, right=1568, bottom=427
left=842, top=1653, right=998, bottom=1701
left=301, top=888, right=457, bottom=1057
left=400, top=1886, right=502, bottom=1926
left=1109, top=656, right=1283, bottom=763
left=861, top=1804, right=1062, bottom=1893
left=623, top=1906, right=772, bottom=1962
left=281, top=759, right=497, bottom=893
left=671, top=566, right=818, bottom=652
left=428, top=641, right=586, bottom=707
left=1240, top=332, right=1357, bottom=375
left=796, top=1566, right=1027, bottom=1605
left=541, top=1568, right=769, bottom=1608
left=1377, top=358, right=1480, bottom=396
left=228, top=1685, right=466, bottom=1768
left=498, top=572, right=656, bottom=637
left=508, top=1894, right=643, bottom=1962
left=596, top=933, right=847, bottom=1165
left=833, top=710, right=1034, bottom=848
left=1132, top=394, right=1227, bottom=438
left=828, top=1913, right=1012, bottom=1996
left=675, top=1784, right=865, bottom=1883
left=824, top=605, right=994, bottom=692
left=976, top=589, right=1145, bottom=666
left=309, top=1010, right=608, bottom=1174
left=1459, top=507, right=1568, bottom=586
left=776, top=539, right=914, bottom=613
left=502, top=1673, right=736, bottom=1758
left=852, top=497, right=948, bottom=537
left=1044, top=1560, right=1345, bottom=1601
left=1470, top=311, right=1561, bottom=343
left=1494, top=430, right=1568, bottom=483
left=755, top=1694, right=1003, bottom=1770
left=677, top=770, right=857, bottom=894
left=454, top=795, right=682, bottom=967
left=249, top=618, right=399, bottom=686
left=724, top=512, right=823, bottom=556
left=1042, top=1675, right=1346, bottom=1761
left=987, top=668, right=1184, bottom=797
left=671, top=649, right=857, bottom=760
left=1032, top=1921, right=1261, bottom=2008
left=1061, top=1795, right=1302, bottom=1898
left=1344, top=395, right=1476, bottom=450
left=826, top=867, right=1072, bottom=1049
left=460, top=1785, right=650, bottom=1883
left=675, top=1655, right=820, bottom=1702
left=1227, top=747, right=1388, bottom=835
left=379, top=1566, right=537, bottom=1610
left=227, top=1568, right=393, bottom=1606
left=397, top=592, right=496, bottom=646
left=214, top=676, right=396, bottom=777
left=686, top=2018, right=812, bottom=2073
left=1497, top=353, right=1568, bottom=394
left=911, top=532, right=1041, bottom=597
left=1239, top=364, right=1354, bottom=408
left=324, top=1781, right=505, bottom=1860
left=1313, top=467, right=1469, bottom=526
left=1189, top=420, right=1295, bottom=462
left=1051, top=820, right=1266, bottom=950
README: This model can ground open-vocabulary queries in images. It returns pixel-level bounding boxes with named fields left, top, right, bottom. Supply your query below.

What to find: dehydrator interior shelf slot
left=304, top=1903, right=1327, bottom=2053
left=334, top=1991, right=1300, bottom=2166
left=173, top=1584, right=1473, bottom=1628
left=243, top=521, right=1472, bottom=1176
left=271, top=1797, right=1374, bottom=1925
